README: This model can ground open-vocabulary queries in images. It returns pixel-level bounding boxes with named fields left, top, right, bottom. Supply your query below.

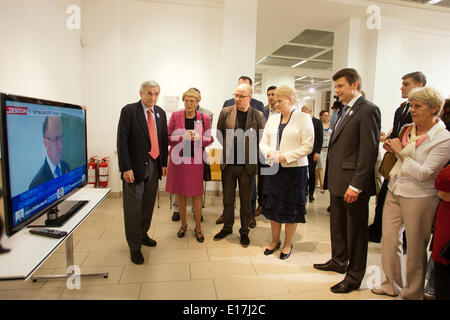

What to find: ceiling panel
left=293, top=61, right=332, bottom=70
left=273, top=45, right=324, bottom=58
left=290, top=29, right=334, bottom=47
left=259, top=56, right=301, bottom=67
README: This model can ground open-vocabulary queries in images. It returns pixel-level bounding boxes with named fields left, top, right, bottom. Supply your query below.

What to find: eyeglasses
left=184, top=99, right=197, bottom=104
left=234, top=94, right=250, bottom=99
left=45, top=134, right=63, bottom=143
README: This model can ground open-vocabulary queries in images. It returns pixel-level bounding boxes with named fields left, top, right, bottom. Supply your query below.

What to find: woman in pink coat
left=165, top=89, right=213, bottom=242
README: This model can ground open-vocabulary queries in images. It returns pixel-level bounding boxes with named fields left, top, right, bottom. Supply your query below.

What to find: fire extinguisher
left=88, top=156, right=98, bottom=187
left=98, top=157, right=109, bottom=188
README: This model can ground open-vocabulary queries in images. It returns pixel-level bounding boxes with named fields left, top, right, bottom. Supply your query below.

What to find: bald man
left=214, top=83, right=266, bottom=247
left=29, top=116, right=70, bottom=189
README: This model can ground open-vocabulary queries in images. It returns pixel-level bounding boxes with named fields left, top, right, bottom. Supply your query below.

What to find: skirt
left=262, top=165, right=308, bottom=224
left=165, top=157, right=204, bottom=197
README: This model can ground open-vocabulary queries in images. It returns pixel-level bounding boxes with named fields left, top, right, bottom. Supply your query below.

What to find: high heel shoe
left=195, top=229, right=204, bottom=243
left=280, top=245, right=293, bottom=260
left=264, top=242, right=281, bottom=255
left=177, top=225, right=187, bottom=238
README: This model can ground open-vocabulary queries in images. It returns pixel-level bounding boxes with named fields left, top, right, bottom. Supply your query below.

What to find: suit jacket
left=117, top=101, right=168, bottom=183
left=259, top=110, right=314, bottom=168
left=223, top=98, right=265, bottom=114
left=324, top=96, right=381, bottom=197
left=387, top=101, right=412, bottom=139
left=217, top=105, right=266, bottom=175
left=29, top=159, right=70, bottom=189
left=310, top=117, right=324, bottom=156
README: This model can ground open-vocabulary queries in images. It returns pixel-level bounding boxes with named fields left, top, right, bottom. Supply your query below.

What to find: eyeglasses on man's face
left=234, top=94, right=250, bottom=99
left=45, top=134, right=63, bottom=143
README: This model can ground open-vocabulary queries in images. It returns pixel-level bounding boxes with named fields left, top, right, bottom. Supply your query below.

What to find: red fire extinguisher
left=98, top=157, right=109, bottom=188
left=88, top=156, right=98, bottom=187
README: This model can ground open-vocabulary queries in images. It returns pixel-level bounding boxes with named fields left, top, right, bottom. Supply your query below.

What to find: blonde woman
left=372, top=87, right=450, bottom=299
left=259, top=85, right=314, bottom=259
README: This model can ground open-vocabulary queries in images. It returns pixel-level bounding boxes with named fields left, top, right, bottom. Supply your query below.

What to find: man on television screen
left=29, top=116, right=70, bottom=189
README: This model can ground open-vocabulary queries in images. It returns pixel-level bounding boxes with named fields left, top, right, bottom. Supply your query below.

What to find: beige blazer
left=259, top=109, right=314, bottom=167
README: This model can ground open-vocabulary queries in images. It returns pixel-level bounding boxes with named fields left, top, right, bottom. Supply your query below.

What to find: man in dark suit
left=314, top=68, right=381, bottom=294
left=368, top=71, right=426, bottom=244
left=29, top=116, right=70, bottom=189
left=217, top=76, right=265, bottom=228
left=301, top=105, right=323, bottom=203
left=214, top=83, right=266, bottom=247
left=117, top=80, right=168, bottom=265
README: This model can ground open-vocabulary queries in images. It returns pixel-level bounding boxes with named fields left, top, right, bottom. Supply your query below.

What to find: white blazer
left=259, top=109, right=314, bottom=167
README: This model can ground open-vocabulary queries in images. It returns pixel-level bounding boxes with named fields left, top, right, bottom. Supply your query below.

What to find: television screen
left=0, top=93, right=87, bottom=236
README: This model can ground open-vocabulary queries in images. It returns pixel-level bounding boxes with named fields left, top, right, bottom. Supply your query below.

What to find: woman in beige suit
left=259, top=85, right=314, bottom=259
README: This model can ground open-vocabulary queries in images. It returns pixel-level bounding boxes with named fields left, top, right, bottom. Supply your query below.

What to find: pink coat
left=165, top=110, right=213, bottom=196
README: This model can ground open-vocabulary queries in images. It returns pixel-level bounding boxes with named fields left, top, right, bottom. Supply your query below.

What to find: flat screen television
left=0, top=93, right=88, bottom=236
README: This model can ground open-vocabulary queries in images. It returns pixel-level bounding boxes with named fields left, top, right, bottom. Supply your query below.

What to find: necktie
left=400, top=103, right=410, bottom=125
left=147, top=109, right=160, bottom=160
left=54, top=166, right=61, bottom=177
left=334, top=105, right=350, bottom=133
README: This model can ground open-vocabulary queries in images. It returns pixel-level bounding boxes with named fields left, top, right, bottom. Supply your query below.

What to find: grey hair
left=140, top=80, right=160, bottom=92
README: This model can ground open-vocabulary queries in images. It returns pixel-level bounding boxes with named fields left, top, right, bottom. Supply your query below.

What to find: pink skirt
left=165, top=157, right=204, bottom=197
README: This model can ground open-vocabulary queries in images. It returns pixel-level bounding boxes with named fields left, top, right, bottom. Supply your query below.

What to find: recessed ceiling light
left=428, top=0, right=443, bottom=4
left=291, top=60, right=308, bottom=68
left=257, top=56, right=267, bottom=64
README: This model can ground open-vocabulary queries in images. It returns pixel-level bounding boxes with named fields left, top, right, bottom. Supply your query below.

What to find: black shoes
left=264, top=242, right=281, bottom=255
left=172, top=211, right=180, bottom=221
left=214, top=229, right=231, bottom=241
left=327, top=205, right=331, bottom=212
left=309, top=195, right=315, bottom=203
left=313, top=260, right=346, bottom=274
left=330, top=280, right=359, bottom=294
left=249, top=217, right=256, bottom=229
left=216, top=214, right=224, bottom=224
left=177, top=225, right=188, bottom=238
left=368, top=231, right=381, bottom=243
left=240, top=234, right=250, bottom=247
left=130, top=250, right=144, bottom=265
left=280, top=245, right=293, bottom=260
left=142, top=236, right=157, bottom=247
left=195, top=229, right=205, bottom=243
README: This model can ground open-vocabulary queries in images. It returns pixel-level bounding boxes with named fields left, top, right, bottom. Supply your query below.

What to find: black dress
left=262, top=116, right=308, bottom=224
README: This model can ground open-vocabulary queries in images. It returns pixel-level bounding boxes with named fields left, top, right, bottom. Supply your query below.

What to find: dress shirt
left=46, top=156, right=61, bottom=178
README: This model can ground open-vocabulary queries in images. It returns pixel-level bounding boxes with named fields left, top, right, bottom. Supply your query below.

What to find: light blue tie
left=55, top=166, right=61, bottom=177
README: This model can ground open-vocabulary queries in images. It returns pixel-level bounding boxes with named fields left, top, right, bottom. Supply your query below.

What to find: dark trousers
left=330, top=193, right=369, bottom=286
left=222, top=165, right=254, bottom=236
left=307, top=154, right=317, bottom=198
left=435, top=261, right=450, bottom=300
left=122, top=159, right=158, bottom=251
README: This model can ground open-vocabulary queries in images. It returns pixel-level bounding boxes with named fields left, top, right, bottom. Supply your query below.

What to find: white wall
left=0, top=0, right=83, bottom=103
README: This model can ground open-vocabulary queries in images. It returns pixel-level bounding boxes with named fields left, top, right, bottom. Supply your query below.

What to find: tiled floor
left=0, top=189, right=396, bottom=300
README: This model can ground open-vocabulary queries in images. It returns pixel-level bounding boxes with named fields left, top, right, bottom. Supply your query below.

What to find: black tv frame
left=0, top=93, right=88, bottom=236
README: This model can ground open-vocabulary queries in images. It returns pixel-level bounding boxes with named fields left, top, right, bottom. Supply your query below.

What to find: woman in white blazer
left=371, top=87, right=450, bottom=300
left=259, top=85, right=314, bottom=259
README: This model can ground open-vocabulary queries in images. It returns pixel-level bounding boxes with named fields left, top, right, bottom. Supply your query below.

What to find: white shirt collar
left=346, top=93, right=362, bottom=108
left=46, top=156, right=60, bottom=177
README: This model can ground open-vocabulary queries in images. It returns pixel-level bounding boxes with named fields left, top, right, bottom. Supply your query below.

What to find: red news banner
left=6, top=106, right=28, bottom=115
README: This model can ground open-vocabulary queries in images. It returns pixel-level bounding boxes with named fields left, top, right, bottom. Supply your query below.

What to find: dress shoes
left=330, top=280, right=359, bottom=294
left=327, top=205, right=331, bottom=212
left=130, top=250, right=144, bottom=265
left=142, top=236, right=157, bottom=247
left=280, top=245, right=293, bottom=260
left=371, top=287, right=398, bottom=297
left=309, top=195, right=315, bottom=203
left=214, top=229, right=231, bottom=241
left=240, top=234, right=250, bottom=247
left=172, top=211, right=180, bottom=221
left=368, top=231, right=381, bottom=243
left=264, top=242, right=281, bottom=255
left=249, top=217, right=256, bottom=229
left=313, top=260, right=346, bottom=274
left=216, top=214, right=224, bottom=224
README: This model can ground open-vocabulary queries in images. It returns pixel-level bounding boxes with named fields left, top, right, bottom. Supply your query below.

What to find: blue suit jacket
left=223, top=98, right=266, bottom=117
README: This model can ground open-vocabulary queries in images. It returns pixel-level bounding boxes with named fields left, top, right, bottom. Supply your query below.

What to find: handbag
left=378, top=126, right=407, bottom=180
left=200, top=113, right=211, bottom=181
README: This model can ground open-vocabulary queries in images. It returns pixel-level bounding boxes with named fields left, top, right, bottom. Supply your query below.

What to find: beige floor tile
left=279, top=269, right=344, bottom=294
left=120, top=263, right=190, bottom=283
left=207, top=246, right=263, bottom=262
left=0, top=268, right=55, bottom=290
left=41, top=265, right=122, bottom=288
left=98, top=228, right=126, bottom=240
left=148, top=248, right=208, bottom=264
left=0, top=287, right=64, bottom=300
left=214, top=275, right=289, bottom=299
left=140, top=279, right=216, bottom=300
left=82, top=248, right=151, bottom=267
left=39, top=252, right=89, bottom=269
left=250, top=255, right=312, bottom=275
left=190, top=261, right=256, bottom=279
left=74, top=239, right=129, bottom=253
left=342, top=288, right=395, bottom=300
left=59, top=283, right=141, bottom=300
left=73, top=227, right=106, bottom=240
left=270, top=290, right=346, bottom=300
